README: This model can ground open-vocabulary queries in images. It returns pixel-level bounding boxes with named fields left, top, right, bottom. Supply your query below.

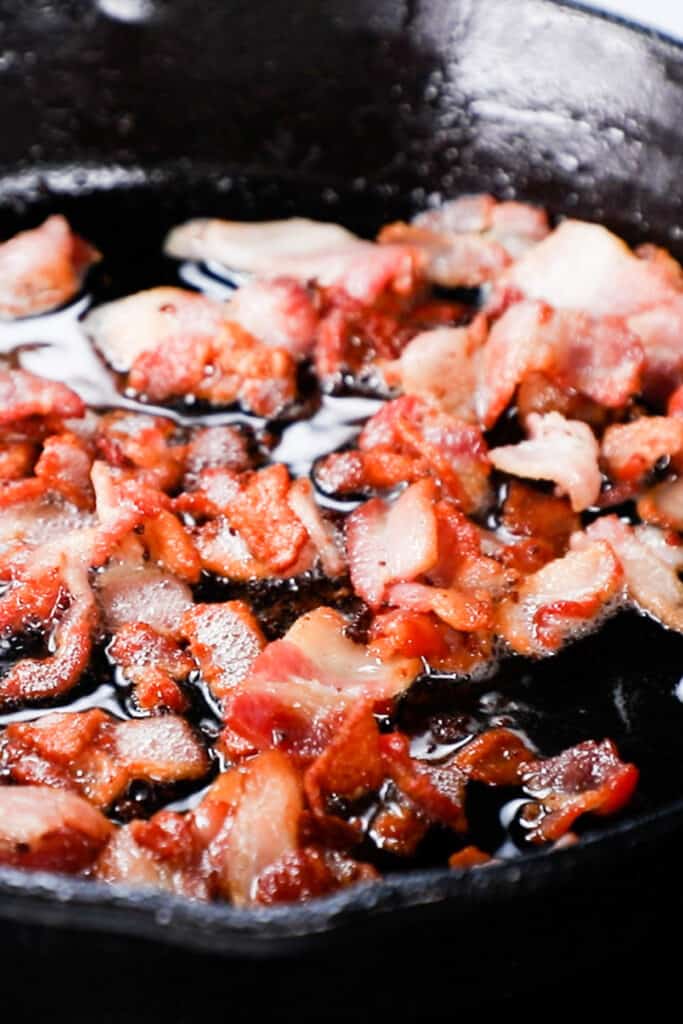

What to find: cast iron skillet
left=1, top=0, right=683, bottom=967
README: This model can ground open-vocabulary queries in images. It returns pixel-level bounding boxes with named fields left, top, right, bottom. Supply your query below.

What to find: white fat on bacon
left=96, top=554, right=194, bottom=637
left=390, top=315, right=487, bottom=422
left=489, top=412, right=601, bottom=512
left=496, top=541, right=623, bottom=656
left=287, top=477, right=345, bottom=578
left=575, top=517, right=683, bottom=633
left=346, top=479, right=439, bottom=608
left=165, top=217, right=422, bottom=304
left=601, top=417, right=683, bottom=482
left=0, top=785, right=112, bottom=870
left=224, top=276, right=318, bottom=358
left=83, top=286, right=226, bottom=372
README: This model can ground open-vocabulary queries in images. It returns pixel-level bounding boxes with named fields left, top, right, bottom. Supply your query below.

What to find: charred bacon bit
left=0, top=216, right=99, bottom=320
left=0, top=785, right=112, bottom=872
left=601, top=417, right=683, bottom=483
left=181, top=601, right=266, bottom=704
left=490, top=412, right=601, bottom=513
left=496, top=541, right=623, bottom=656
left=578, top=517, right=683, bottom=633
left=0, top=368, right=85, bottom=427
left=165, top=217, right=424, bottom=306
left=108, top=623, right=194, bottom=714
left=0, top=709, right=210, bottom=809
left=346, top=479, right=440, bottom=609
left=521, top=740, right=638, bottom=842
left=223, top=607, right=421, bottom=760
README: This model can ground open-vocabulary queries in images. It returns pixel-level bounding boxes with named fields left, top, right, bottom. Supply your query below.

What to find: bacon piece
left=495, top=219, right=677, bottom=317
left=521, top=740, right=638, bottom=842
left=379, top=733, right=466, bottom=830
left=389, top=316, right=487, bottom=421
left=0, top=216, right=99, bottom=320
left=220, top=750, right=304, bottom=905
left=490, top=412, right=601, bottom=512
left=286, top=478, right=345, bottom=578
left=0, top=709, right=210, bottom=808
left=637, top=476, right=683, bottom=531
left=223, top=464, right=310, bottom=574
left=225, top=276, right=319, bottom=358
left=96, top=556, right=193, bottom=637
left=34, top=432, right=94, bottom=509
left=95, top=412, right=185, bottom=492
left=317, top=395, right=491, bottom=510
left=0, top=786, right=112, bottom=872
left=601, top=417, right=683, bottom=483
left=181, top=601, right=266, bottom=704
left=496, top=541, right=623, bottom=655
left=142, top=509, right=201, bottom=583
left=96, top=821, right=208, bottom=898
left=453, top=727, right=535, bottom=786
left=0, top=441, right=37, bottom=480
left=85, top=287, right=296, bottom=416
left=448, top=846, right=492, bottom=869
left=0, top=562, right=97, bottom=707
left=183, top=425, right=252, bottom=485
left=385, top=582, right=493, bottom=632
left=108, top=623, right=194, bottom=713
left=579, top=516, right=683, bottom=632
left=379, top=195, right=549, bottom=287
left=254, top=846, right=378, bottom=905
left=346, top=479, right=439, bottom=608
left=165, top=218, right=423, bottom=305
left=304, top=700, right=385, bottom=818
left=477, top=301, right=643, bottom=429
left=224, top=607, right=421, bottom=760
left=0, top=368, right=85, bottom=427
left=193, top=517, right=270, bottom=580
left=501, top=481, right=580, bottom=558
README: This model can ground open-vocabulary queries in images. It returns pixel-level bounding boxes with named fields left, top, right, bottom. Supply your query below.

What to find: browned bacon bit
left=108, top=623, right=194, bottom=713
left=180, top=601, right=266, bottom=704
left=448, top=846, right=492, bottom=869
left=520, top=740, right=639, bottom=843
left=0, top=565, right=97, bottom=708
left=34, top=432, right=94, bottom=509
left=96, top=816, right=209, bottom=898
left=0, top=441, right=37, bottom=480
left=0, top=368, right=85, bottom=428
left=501, top=482, right=580, bottom=561
left=0, top=216, right=99, bottom=320
left=452, top=728, right=535, bottom=786
left=490, top=412, right=601, bottom=513
left=85, top=287, right=297, bottom=416
left=142, top=508, right=202, bottom=583
left=601, top=417, right=683, bottom=483
left=496, top=541, right=623, bottom=656
left=222, top=607, right=421, bottom=761
left=0, top=709, right=210, bottom=808
left=378, top=195, right=549, bottom=288
left=0, top=786, right=112, bottom=872
left=379, top=733, right=467, bottom=831
left=95, top=412, right=185, bottom=492
left=254, top=846, right=378, bottom=905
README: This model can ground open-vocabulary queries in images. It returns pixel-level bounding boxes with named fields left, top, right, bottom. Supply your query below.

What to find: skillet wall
left=0, top=0, right=682, bottom=245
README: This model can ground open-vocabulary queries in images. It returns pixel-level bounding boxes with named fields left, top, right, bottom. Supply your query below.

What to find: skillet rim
left=0, top=0, right=682, bottom=954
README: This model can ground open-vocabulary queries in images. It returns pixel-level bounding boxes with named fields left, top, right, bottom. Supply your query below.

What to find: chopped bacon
left=183, top=425, right=252, bottom=485
left=142, top=509, right=201, bottom=583
left=165, top=217, right=424, bottom=306
left=0, top=562, right=97, bottom=707
left=254, top=846, right=378, bottom=905
left=96, top=555, right=194, bottom=637
left=304, top=700, right=385, bottom=818
left=286, top=478, right=345, bottom=578
left=501, top=481, right=580, bottom=558
left=318, top=395, right=490, bottom=512
left=477, top=301, right=643, bottom=429
left=385, top=582, right=493, bottom=632
left=0, top=709, right=210, bottom=808
left=223, top=607, right=421, bottom=760
left=449, top=846, right=492, bottom=869
left=0, top=786, right=112, bottom=872
left=226, top=276, right=319, bottom=357
left=0, top=442, right=37, bottom=480
left=95, top=412, right=185, bottom=492
left=601, top=417, right=683, bottom=483
left=388, top=316, right=487, bottom=421
left=346, top=479, right=439, bottom=608
left=0, top=368, right=85, bottom=427
left=379, top=733, right=466, bottom=831
left=34, top=432, right=94, bottom=509
left=85, top=287, right=296, bottom=416
left=181, top=601, right=266, bottom=704
left=96, top=820, right=208, bottom=898
left=496, top=541, right=623, bottom=656
left=521, top=740, right=638, bottom=842
left=637, top=476, right=683, bottom=531
left=0, top=216, right=99, bottom=320
left=453, top=727, right=535, bottom=786
left=108, top=623, right=194, bottom=713
left=490, top=412, right=601, bottom=512
left=378, top=195, right=549, bottom=287
left=219, top=750, right=303, bottom=905
left=578, top=516, right=683, bottom=633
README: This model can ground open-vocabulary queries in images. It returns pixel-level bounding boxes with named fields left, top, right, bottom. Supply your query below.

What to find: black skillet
left=1, top=0, right=683, bottom=980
